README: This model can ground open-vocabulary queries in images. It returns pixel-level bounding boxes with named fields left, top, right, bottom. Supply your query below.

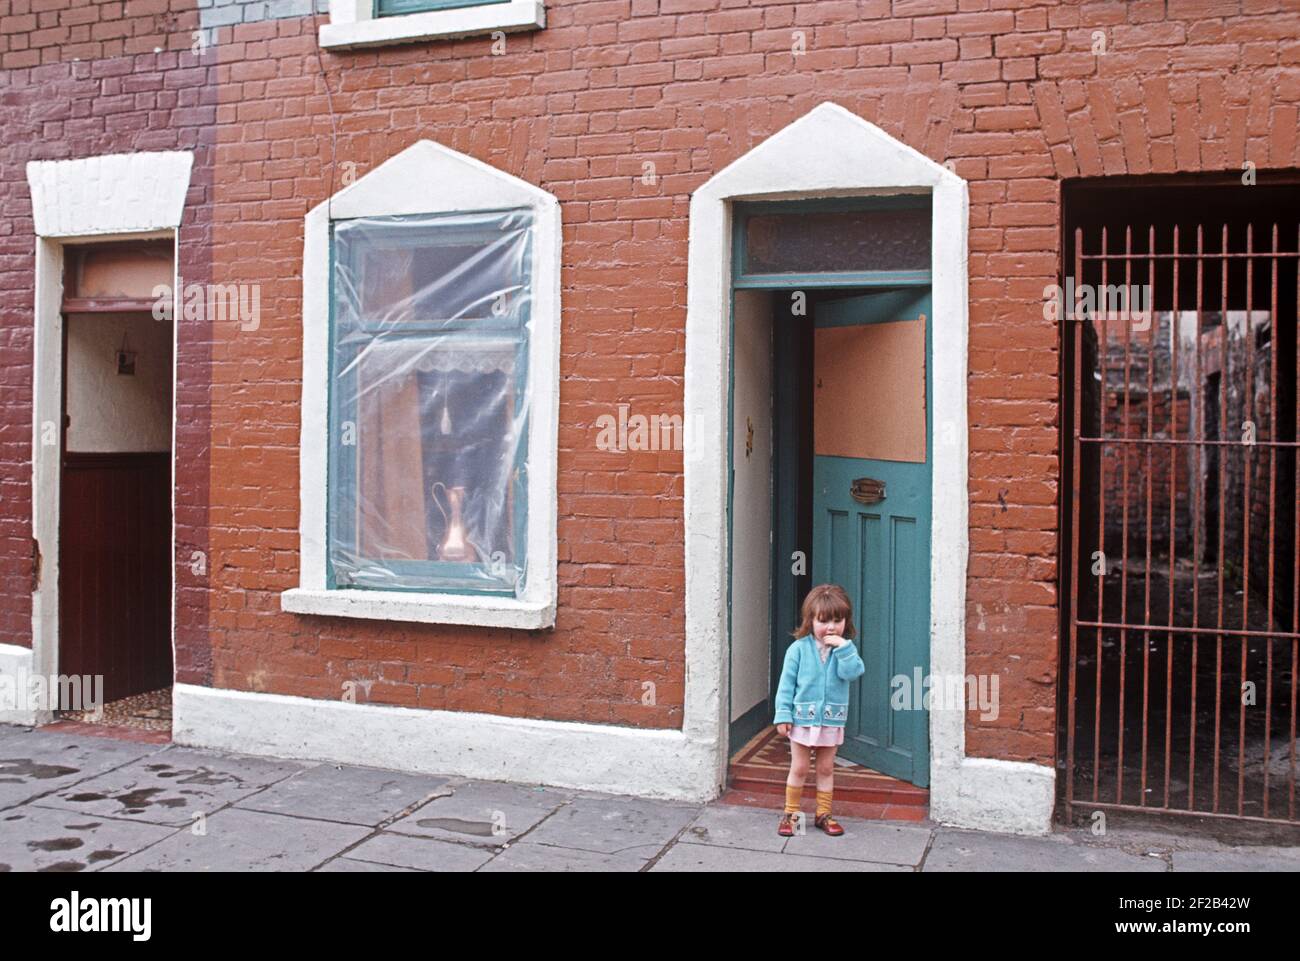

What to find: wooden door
left=811, top=288, right=932, bottom=785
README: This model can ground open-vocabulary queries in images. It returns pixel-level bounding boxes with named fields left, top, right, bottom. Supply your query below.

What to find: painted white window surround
left=321, top=0, right=544, bottom=50
left=281, top=139, right=560, bottom=629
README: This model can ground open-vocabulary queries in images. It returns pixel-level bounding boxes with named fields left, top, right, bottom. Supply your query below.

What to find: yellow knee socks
left=816, top=789, right=833, bottom=819
left=784, top=784, right=801, bottom=815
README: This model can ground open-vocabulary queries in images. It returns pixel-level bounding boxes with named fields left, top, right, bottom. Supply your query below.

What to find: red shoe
left=777, top=812, right=798, bottom=836
left=814, top=813, right=844, bottom=836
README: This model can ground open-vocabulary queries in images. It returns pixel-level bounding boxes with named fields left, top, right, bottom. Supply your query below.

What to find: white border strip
left=173, top=682, right=719, bottom=800
left=0, top=643, right=38, bottom=725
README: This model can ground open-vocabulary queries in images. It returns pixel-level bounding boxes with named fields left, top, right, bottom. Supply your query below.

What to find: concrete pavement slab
left=0, top=804, right=176, bottom=872
left=316, top=857, right=419, bottom=872
left=782, top=817, right=933, bottom=866
left=342, top=831, right=496, bottom=871
left=235, top=763, right=453, bottom=826
left=521, top=794, right=700, bottom=855
left=387, top=779, right=569, bottom=847
left=923, top=828, right=1168, bottom=872
left=679, top=804, right=788, bottom=853
left=1171, top=847, right=1300, bottom=871
left=481, top=840, right=660, bottom=871
left=102, top=807, right=370, bottom=871
left=0, top=730, right=163, bottom=810
left=651, top=843, right=910, bottom=872
left=32, top=745, right=310, bottom=826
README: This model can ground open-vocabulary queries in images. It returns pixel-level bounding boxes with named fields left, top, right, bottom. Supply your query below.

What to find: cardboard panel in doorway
left=813, top=317, right=926, bottom=463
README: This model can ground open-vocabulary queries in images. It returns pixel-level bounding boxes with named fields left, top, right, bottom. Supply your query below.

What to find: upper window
left=732, top=196, right=933, bottom=287
left=320, top=0, right=544, bottom=50
left=376, top=0, right=507, bottom=15
left=283, top=140, right=560, bottom=628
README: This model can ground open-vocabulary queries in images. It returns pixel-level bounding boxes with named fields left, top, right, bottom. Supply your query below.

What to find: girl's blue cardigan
left=772, top=634, right=866, bottom=728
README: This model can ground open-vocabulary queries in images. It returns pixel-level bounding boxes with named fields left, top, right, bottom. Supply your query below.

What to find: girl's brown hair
left=791, top=583, right=856, bottom=639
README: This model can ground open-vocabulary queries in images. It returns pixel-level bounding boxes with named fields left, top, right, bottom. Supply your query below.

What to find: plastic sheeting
left=327, top=208, right=533, bottom=594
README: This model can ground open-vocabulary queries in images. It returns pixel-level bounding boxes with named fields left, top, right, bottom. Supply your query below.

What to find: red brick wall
left=0, top=41, right=215, bottom=673
left=0, top=0, right=200, bottom=68
left=3, top=0, right=1299, bottom=765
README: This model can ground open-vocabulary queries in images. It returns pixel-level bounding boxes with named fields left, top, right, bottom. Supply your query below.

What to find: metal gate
left=1064, top=222, right=1299, bottom=825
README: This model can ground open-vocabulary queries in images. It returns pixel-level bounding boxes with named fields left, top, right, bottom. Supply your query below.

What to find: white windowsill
left=281, top=587, right=555, bottom=629
left=321, top=0, right=545, bottom=50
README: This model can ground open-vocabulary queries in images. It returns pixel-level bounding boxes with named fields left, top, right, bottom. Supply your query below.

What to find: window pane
left=329, top=209, right=531, bottom=594
left=334, top=209, right=531, bottom=332
left=377, top=0, right=508, bottom=15
left=743, top=205, right=930, bottom=274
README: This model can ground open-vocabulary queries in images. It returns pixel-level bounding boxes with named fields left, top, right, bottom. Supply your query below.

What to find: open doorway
left=55, top=240, right=174, bottom=735
left=725, top=196, right=934, bottom=809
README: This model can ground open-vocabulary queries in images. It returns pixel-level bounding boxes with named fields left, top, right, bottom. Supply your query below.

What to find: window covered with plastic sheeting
left=328, top=208, right=533, bottom=595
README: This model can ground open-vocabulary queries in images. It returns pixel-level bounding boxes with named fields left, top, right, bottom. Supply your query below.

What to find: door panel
left=60, top=452, right=172, bottom=703
left=812, top=289, right=931, bottom=785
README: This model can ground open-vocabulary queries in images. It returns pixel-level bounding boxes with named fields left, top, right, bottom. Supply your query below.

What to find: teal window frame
left=326, top=207, right=532, bottom=596
left=375, top=0, right=510, bottom=17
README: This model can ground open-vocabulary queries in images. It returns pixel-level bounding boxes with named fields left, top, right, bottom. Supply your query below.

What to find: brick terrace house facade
left=1, top=0, right=1298, bottom=835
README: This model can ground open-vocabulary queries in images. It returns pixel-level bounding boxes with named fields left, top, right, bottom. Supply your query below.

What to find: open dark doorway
left=1059, top=174, right=1300, bottom=827
left=56, top=240, right=174, bottom=735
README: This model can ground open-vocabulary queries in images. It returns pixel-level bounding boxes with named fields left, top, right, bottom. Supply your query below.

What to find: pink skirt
left=788, top=724, right=845, bottom=747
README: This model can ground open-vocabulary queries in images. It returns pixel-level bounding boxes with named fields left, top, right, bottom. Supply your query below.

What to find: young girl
left=772, top=583, right=866, bottom=836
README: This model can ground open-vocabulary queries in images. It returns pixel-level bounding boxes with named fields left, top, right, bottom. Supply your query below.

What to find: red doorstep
left=725, top=727, right=929, bottom=820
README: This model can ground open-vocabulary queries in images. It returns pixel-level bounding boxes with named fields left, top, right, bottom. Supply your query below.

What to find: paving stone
left=782, top=817, right=932, bottom=866
left=522, top=794, right=700, bottom=856
left=1172, top=847, right=1300, bottom=872
left=101, top=808, right=369, bottom=871
left=923, top=828, right=1167, bottom=872
left=387, top=779, right=569, bottom=848
left=0, top=804, right=176, bottom=873
left=236, top=763, right=452, bottom=826
left=344, top=831, right=495, bottom=871
left=480, top=840, right=659, bottom=872
left=2, top=727, right=1290, bottom=874
left=32, top=745, right=309, bottom=827
left=0, top=730, right=162, bottom=810
left=652, top=843, right=909, bottom=872
left=316, top=857, right=419, bottom=873
left=678, top=804, right=788, bottom=853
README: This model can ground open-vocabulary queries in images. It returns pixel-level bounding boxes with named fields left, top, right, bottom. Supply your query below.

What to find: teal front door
left=811, top=288, right=931, bottom=785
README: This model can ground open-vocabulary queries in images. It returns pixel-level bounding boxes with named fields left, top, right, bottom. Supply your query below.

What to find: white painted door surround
left=685, top=102, right=1055, bottom=834
left=4, top=151, right=190, bottom=727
